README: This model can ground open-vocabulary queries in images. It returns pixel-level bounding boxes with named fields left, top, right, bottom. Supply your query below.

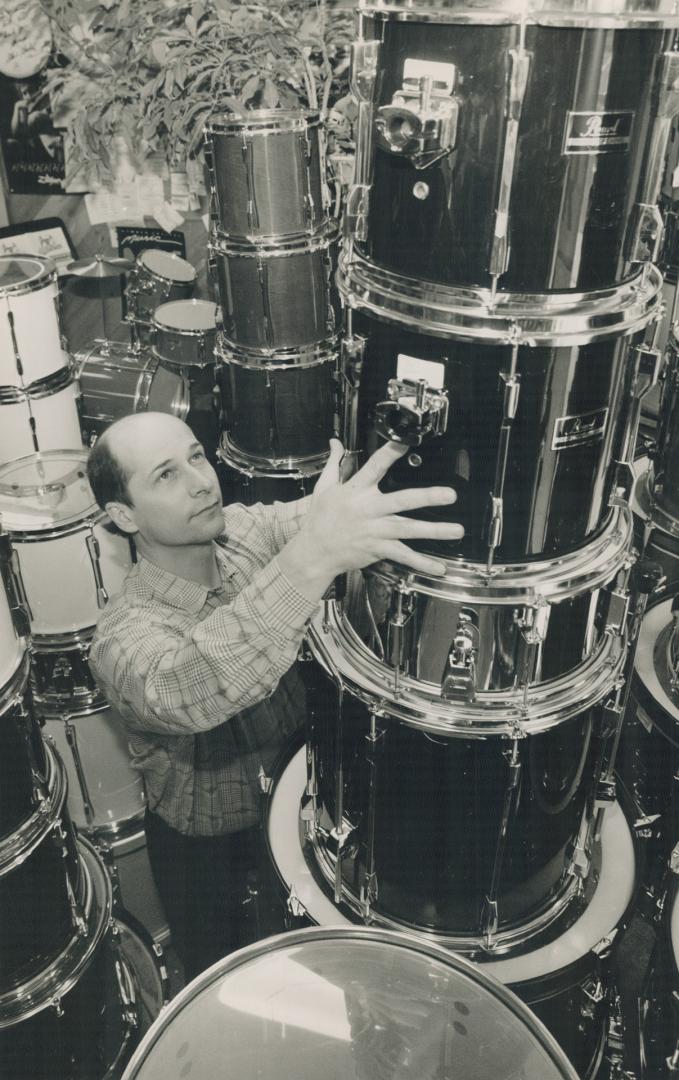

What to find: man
left=87, top=411, right=463, bottom=980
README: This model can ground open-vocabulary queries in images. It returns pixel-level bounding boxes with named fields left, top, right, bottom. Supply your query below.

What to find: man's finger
left=314, top=438, right=344, bottom=494
left=350, top=440, right=409, bottom=488
left=379, top=486, right=458, bottom=514
left=381, top=540, right=449, bottom=576
left=383, top=517, right=465, bottom=541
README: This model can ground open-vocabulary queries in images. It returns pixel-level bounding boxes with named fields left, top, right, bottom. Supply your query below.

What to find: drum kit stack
left=204, top=109, right=340, bottom=504
left=256, top=2, right=679, bottom=1077
left=0, top=525, right=167, bottom=1077
left=0, top=255, right=82, bottom=465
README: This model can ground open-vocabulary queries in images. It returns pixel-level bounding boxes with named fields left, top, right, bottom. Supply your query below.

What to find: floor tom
left=0, top=371, right=82, bottom=462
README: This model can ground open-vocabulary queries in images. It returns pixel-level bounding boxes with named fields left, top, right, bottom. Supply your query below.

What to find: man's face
left=108, top=414, right=224, bottom=547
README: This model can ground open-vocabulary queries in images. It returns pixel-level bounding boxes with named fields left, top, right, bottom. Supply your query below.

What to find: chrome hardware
left=485, top=495, right=504, bottom=567
left=594, top=777, right=617, bottom=809
left=386, top=587, right=415, bottom=672
left=627, top=51, right=679, bottom=264
left=500, top=372, right=521, bottom=420
left=489, top=47, right=531, bottom=287
left=360, top=873, right=378, bottom=919
left=85, top=527, right=109, bottom=609
left=606, top=586, right=630, bottom=636
left=257, top=766, right=272, bottom=795
left=287, top=886, right=306, bottom=920
left=481, top=897, right=499, bottom=949
left=518, top=600, right=550, bottom=646
left=375, top=377, right=449, bottom=446
left=441, top=611, right=479, bottom=702
left=346, top=39, right=380, bottom=242
left=580, top=977, right=605, bottom=1020
left=0, top=535, right=30, bottom=634
left=340, top=332, right=366, bottom=452
left=375, top=61, right=459, bottom=170
left=65, top=720, right=95, bottom=827
left=670, top=841, right=679, bottom=876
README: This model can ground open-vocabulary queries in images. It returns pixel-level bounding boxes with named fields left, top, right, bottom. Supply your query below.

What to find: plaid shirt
left=89, top=498, right=318, bottom=836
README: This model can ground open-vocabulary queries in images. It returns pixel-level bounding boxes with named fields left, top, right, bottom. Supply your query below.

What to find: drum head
left=124, top=927, right=577, bottom=1079
left=0, top=451, right=98, bottom=532
left=138, top=250, right=195, bottom=283
left=634, top=595, right=679, bottom=730
left=0, top=255, right=51, bottom=292
left=153, top=299, right=217, bottom=332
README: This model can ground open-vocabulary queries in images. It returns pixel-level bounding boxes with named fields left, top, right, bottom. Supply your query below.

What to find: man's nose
left=185, top=463, right=211, bottom=493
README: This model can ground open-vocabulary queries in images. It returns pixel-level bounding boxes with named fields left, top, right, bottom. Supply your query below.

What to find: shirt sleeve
left=222, top=496, right=310, bottom=560
left=89, top=555, right=319, bottom=737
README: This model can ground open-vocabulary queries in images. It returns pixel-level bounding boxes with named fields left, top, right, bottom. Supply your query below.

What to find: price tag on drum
left=396, top=353, right=446, bottom=389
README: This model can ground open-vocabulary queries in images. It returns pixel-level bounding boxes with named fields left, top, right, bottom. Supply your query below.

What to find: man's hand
left=279, top=439, right=463, bottom=601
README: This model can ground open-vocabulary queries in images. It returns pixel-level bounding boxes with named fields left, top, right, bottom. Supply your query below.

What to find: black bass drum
left=352, top=4, right=675, bottom=293
left=265, top=743, right=636, bottom=1080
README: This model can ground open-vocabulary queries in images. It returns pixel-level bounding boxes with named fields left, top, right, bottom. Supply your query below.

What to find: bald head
left=87, top=412, right=195, bottom=512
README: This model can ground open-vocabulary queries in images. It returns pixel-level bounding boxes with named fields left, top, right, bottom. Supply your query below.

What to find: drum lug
left=441, top=610, right=479, bottom=702
left=580, top=976, right=605, bottom=1019
left=360, top=872, right=378, bottom=920
left=489, top=46, right=531, bottom=288
left=375, top=61, right=459, bottom=170
left=286, top=885, right=307, bottom=920
left=605, top=586, right=630, bottom=638
left=480, top=897, right=499, bottom=950
left=257, top=765, right=273, bottom=795
left=65, top=718, right=96, bottom=828
left=0, top=536, right=31, bottom=635
left=85, top=528, right=110, bottom=610
left=374, top=377, right=449, bottom=447
left=386, top=587, right=415, bottom=672
left=49, top=996, right=64, bottom=1018
left=346, top=39, right=380, bottom=242
left=340, top=333, right=365, bottom=452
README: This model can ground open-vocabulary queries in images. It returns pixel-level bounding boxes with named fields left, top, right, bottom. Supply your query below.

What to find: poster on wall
left=0, top=71, right=66, bottom=194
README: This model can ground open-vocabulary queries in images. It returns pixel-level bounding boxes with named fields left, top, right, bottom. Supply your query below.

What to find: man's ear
left=105, top=501, right=138, bottom=535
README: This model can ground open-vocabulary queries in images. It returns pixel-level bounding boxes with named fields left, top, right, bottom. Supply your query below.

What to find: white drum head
left=139, top=250, right=196, bottom=283
left=123, top=927, right=577, bottom=1080
left=634, top=598, right=679, bottom=724
left=153, top=299, right=218, bottom=332
left=0, top=451, right=98, bottom=532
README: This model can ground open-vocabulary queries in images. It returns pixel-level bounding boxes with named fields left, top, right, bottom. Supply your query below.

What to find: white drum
left=0, top=255, right=68, bottom=387
left=0, top=450, right=132, bottom=638
left=41, top=700, right=145, bottom=836
left=0, top=537, right=24, bottom=688
left=0, top=374, right=83, bottom=464
left=122, top=926, right=578, bottom=1080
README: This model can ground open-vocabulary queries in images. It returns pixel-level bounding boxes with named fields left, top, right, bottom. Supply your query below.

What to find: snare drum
left=353, top=7, right=672, bottom=294
left=266, top=743, right=635, bottom=1080
left=339, top=256, right=661, bottom=563
left=0, top=450, right=133, bottom=639
left=0, top=255, right=68, bottom=387
left=209, top=225, right=338, bottom=349
left=216, top=337, right=337, bottom=472
left=303, top=600, right=624, bottom=947
left=40, top=699, right=145, bottom=837
left=0, top=743, right=84, bottom=988
left=205, top=109, right=327, bottom=240
left=0, top=837, right=167, bottom=1080
left=122, top=926, right=578, bottom=1080
left=126, top=249, right=197, bottom=327
left=0, top=372, right=82, bottom=463
left=639, top=869, right=679, bottom=1078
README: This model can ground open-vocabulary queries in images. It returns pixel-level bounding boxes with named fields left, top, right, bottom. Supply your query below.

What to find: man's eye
left=191, top=450, right=206, bottom=462
left=158, top=469, right=174, bottom=481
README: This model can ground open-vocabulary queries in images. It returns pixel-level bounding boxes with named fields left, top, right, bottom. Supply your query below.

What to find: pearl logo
left=564, top=111, right=634, bottom=155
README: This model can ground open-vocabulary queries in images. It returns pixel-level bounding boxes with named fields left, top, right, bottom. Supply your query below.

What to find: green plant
left=40, top=0, right=354, bottom=184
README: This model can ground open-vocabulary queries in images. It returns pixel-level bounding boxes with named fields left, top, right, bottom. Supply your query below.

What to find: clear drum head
left=123, top=927, right=578, bottom=1080
left=0, top=451, right=97, bottom=533
left=138, top=249, right=196, bottom=284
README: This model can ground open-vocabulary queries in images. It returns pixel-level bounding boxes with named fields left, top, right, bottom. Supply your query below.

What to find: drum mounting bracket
left=375, top=60, right=459, bottom=170
left=375, top=376, right=449, bottom=446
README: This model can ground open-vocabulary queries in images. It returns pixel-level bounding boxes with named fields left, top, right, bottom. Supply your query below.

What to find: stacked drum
left=261, top=3, right=679, bottom=1076
left=205, top=109, right=340, bottom=503
left=0, top=519, right=166, bottom=1077
left=0, top=255, right=82, bottom=465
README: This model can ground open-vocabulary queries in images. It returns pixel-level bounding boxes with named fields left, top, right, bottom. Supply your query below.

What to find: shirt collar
left=131, top=546, right=229, bottom=615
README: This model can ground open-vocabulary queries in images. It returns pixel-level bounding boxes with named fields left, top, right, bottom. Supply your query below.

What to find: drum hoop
left=151, top=299, right=218, bottom=337
left=137, top=251, right=197, bottom=286
left=216, top=335, right=338, bottom=369
left=29, top=626, right=95, bottom=651
left=0, top=740, right=64, bottom=874
left=218, top=439, right=328, bottom=478
left=0, top=255, right=57, bottom=298
left=110, top=911, right=171, bottom=1012
left=368, top=507, right=631, bottom=603
left=0, top=834, right=113, bottom=1027
left=309, top=604, right=626, bottom=734
left=122, top=923, right=579, bottom=1080
left=3, top=504, right=106, bottom=542
left=341, top=249, right=663, bottom=345
left=210, top=220, right=338, bottom=258
left=631, top=456, right=679, bottom=540
left=0, top=648, right=30, bottom=715
left=74, top=339, right=155, bottom=380
left=360, top=0, right=679, bottom=26
left=205, top=108, right=321, bottom=136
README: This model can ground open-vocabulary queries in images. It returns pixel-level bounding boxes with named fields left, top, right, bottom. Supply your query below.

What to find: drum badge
left=563, top=111, right=634, bottom=155
left=552, top=407, right=609, bottom=449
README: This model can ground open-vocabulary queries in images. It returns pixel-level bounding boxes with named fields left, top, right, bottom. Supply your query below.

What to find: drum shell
left=0, top=257, right=68, bottom=386
left=206, top=112, right=326, bottom=239
left=0, top=376, right=82, bottom=463
left=30, top=635, right=99, bottom=710
left=0, top=655, right=47, bottom=842
left=346, top=307, right=640, bottom=562
left=106, top=826, right=170, bottom=945
left=305, top=658, right=608, bottom=937
left=39, top=701, right=146, bottom=836
left=151, top=299, right=218, bottom=369
left=8, top=517, right=132, bottom=637
left=217, top=455, right=320, bottom=506
left=358, top=15, right=668, bottom=294
left=127, top=251, right=196, bottom=325
left=216, top=343, right=337, bottom=466
left=210, top=235, right=338, bottom=349
left=0, top=756, right=83, bottom=987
